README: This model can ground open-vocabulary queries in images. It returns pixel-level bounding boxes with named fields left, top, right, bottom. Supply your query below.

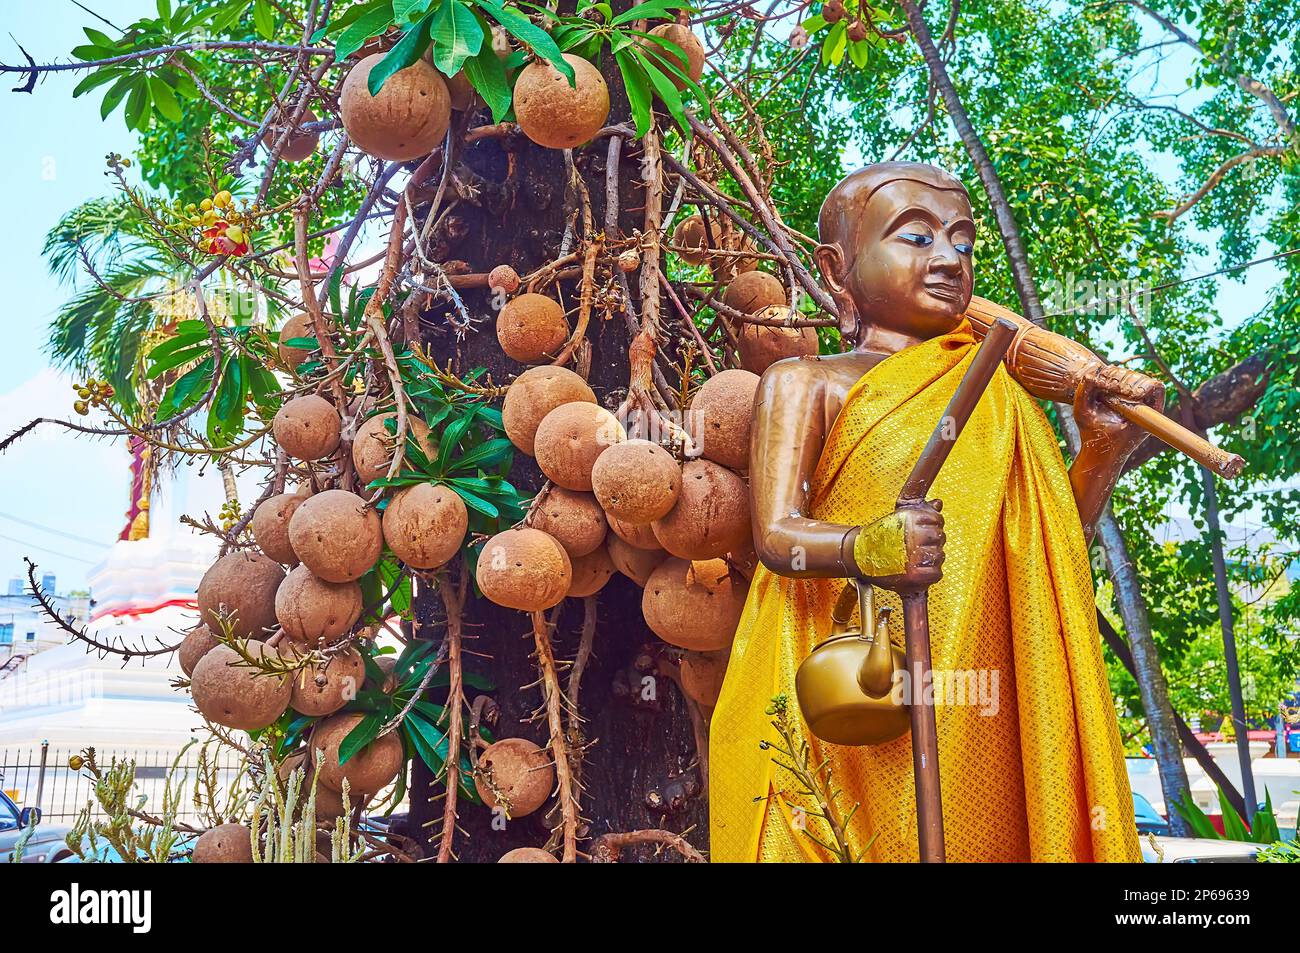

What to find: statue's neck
left=851, top=321, right=928, bottom=356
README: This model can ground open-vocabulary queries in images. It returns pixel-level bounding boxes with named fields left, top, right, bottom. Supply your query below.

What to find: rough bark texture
left=1096, top=506, right=1192, bottom=836
left=402, top=74, right=707, bottom=863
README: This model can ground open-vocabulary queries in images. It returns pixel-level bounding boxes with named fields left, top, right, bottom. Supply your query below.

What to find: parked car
left=0, top=790, right=76, bottom=863
left=1133, top=791, right=1171, bottom=836
left=1141, top=835, right=1261, bottom=863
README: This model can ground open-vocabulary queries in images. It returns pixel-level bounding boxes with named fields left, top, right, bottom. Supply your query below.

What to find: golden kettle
left=795, top=579, right=909, bottom=746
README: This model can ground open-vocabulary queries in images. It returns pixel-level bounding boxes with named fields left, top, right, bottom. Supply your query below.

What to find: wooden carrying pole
left=897, top=316, right=1019, bottom=863
left=964, top=296, right=1245, bottom=479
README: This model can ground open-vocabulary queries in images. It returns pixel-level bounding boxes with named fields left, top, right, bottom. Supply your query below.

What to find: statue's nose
left=929, top=241, right=963, bottom=274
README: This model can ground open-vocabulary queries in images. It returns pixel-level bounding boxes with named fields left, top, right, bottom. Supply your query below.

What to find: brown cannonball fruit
left=529, top=487, right=606, bottom=558
left=496, top=293, right=568, bottom=364
left=652, top=460, right=751, bottom=559
left=475, top=528, right=572, bottom=611
left=498, top=847, right=558, bottom=863
left=690, top=369, right=760, bottom=471
left=533, top=403, right=626, bottom=491
left=488, top=264, right=521, bottom=294
left=198, top=551, right=285, bottom=639
left=339, top=54, right=451, bottom=161
left=673, top=214, right=710, bottom=265
left=288, top=489, right=384, bottom=583
left=607, top=535, right=668, bottom=586
left=590, top=439, right=682, bottom=523
left=370, top=655, right=399, bottom=694
left=276, top=107, right=319, bottom=162
left=445, top=71, right=476, bottom=111
left=290, top=647, right=366, bottom=717
left=179, top=623, right=221, bottom=677
left=680, top=649, right=731, bottom=707
left=738, top=309, right=820, bottom=374
left=313, top=784, right=365, bottom=822
left=566, top=545, right=616, bottom=597
left=352, top=412, right=436, bottom=487
left=513, top=54, right=610, bottom=149
left=823, top=0, right=847, bottom=23
left=723, top=270, right=786, bottom=316
left=382, top=483, right=468, bottom=569
left=646, top=23, right=706, bottom=88
left=191, top=642, right=292, bottom=731
left=273, top=395, right=342, bottom=461
left=473, top=737, right=553, bottom=817
left=275, top=564, right=363, bottom=646
left=277, top=312, right=316, bottom=370
left=192, top=822, right=254, bottom=863
left=607, top=514, right=661, bottom=550
left=846, top=19, right=868, bottom=42
left=501, top=366, right=596, bottom=456
left=311, top=712, right=404, bottom=795
left=642, top=558, right=748, bottom=651
left=251, top=492, right=307, bottom=565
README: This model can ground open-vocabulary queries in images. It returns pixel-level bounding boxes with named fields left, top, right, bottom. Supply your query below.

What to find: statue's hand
left=853, top=501, right=945, bottom=592
left=1073, top=364, right=1165, bottom=452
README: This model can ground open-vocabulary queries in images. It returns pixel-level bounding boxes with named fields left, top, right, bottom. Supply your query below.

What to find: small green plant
left=760, top=693, right=872, bottom=863
left=1171, top=786, right=1283, bottom=845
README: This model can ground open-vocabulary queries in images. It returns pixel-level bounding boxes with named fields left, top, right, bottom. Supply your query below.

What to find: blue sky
left=0, top=2, right=1285, bottom=593
left=0, top=1, right=150, bottom=594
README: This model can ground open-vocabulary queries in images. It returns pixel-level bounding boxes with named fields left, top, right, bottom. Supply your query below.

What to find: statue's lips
left=923, top=281, right=963, bottom=303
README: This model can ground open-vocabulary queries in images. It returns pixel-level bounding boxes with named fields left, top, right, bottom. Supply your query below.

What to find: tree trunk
left=402, top=71, right=707, bottom=863
left=1096, top=507, right=1192, bottom=835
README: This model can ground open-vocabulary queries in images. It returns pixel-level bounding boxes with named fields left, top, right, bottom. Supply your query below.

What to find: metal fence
left=0, top=742, right=245, bottom=824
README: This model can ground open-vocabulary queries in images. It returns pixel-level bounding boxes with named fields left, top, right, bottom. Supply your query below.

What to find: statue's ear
left=814, top=242, right=846, bottom=293
left=814, top=242, right=860, bottom=343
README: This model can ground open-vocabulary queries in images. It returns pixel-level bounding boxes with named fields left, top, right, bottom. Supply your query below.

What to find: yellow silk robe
left=710, top=323, right=1139, bottom=862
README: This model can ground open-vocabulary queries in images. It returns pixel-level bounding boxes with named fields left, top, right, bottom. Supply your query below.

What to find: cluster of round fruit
left=671, top=222, right=821, bottom=374
left=334, top=23, right=704, bottom=163
left=472, top=356, right=761, bottom=707
left=821, top=0, right=872, bottom=42
left=70, top=377, right=114, bottom=416
left=179, top=388, right=469, bottom=828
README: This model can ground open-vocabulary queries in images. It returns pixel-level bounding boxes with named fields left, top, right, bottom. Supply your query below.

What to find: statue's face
left=845, top=180, right=975, bottom=340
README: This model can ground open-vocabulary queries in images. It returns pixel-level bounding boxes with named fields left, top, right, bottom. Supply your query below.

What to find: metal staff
left=896, top=316, right=1019, bottom=863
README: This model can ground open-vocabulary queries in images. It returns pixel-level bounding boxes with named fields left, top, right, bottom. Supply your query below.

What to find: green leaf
left=429, top=0, right=483, bottom=76
left=99, top=75, right=134, bottom=119
left=148, top=78, right=182, bottom=122
left=253, top=0, right=275, bottom=39
left=615, top=48, right=654, bottom=137
left=124, top=80, right=152, bottom=131
left=334, top=1, right=397, bottom=62
left=449, top=483, right=499, bottom=519
left=449, top=437, right=513, bottom=472
left=156, top=356, right=213, bottom=420
left=477, top=0, right=572, bottom=82
left=368, top=11, right=434, bottom=97
left=462, top=37, right=512, bottom=121
left=395, top=0, right=435, bottom=21
left=611, top=0, right=685, bottom=26
left=72, top=68, right=123, bottom=98
left=634, top=47, right=688, bottom=133
left=82, top=27, right=118, bottom=51
left=339, top=712, right=385, bottom=765
left=822, top=20, right=846, bottom=67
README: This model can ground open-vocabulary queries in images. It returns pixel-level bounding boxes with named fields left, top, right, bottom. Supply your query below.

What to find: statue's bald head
left=818, top=162, right=969, bottom=251
left=813, top=162, right=976, bottom=343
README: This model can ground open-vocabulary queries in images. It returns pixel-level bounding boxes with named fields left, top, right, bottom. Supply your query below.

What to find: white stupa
left=0, top=445, right=229, bottom=755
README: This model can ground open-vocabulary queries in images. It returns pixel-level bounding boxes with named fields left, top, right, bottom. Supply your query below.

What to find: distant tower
left=41, top=573, right=56, bottom=595
left=7, top=577, right=22, bottom=596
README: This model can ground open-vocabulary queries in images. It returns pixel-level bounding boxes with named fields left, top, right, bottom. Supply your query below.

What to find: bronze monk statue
left=709, top=163, right=1161, bottom=862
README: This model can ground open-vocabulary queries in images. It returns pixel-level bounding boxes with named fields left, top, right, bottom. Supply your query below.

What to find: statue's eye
left=900, top=232, right=933, bottom=247
left=954, top=242, right=973, bottom=255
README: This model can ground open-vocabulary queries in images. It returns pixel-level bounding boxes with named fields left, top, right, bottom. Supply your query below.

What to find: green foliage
left=1172, top=786, right=1283, bottom=846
